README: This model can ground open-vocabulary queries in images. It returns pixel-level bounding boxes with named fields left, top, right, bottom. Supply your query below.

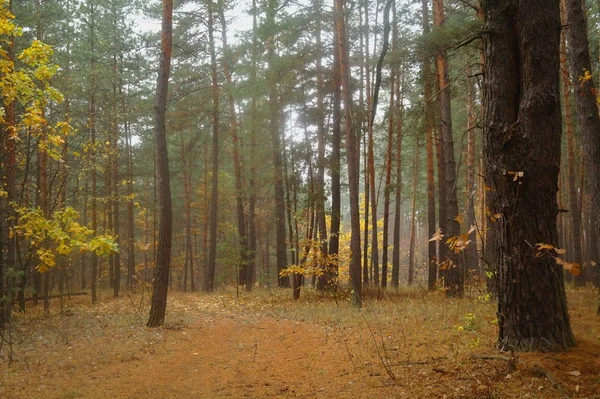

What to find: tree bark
left=434, top=0, right=462, bottom=297
left=565, top=0, right=600, bottom=287
left=147, top=0, right=173, bottom=328
left=482, top=0, right=575, bottom=351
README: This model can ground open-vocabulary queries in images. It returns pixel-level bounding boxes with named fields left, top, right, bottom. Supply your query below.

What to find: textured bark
left=482, top=0, right=574, bottom=351
left=434, top=0, right=462, bottom=297
left=565, top=0, right=600, bottom=286
left=147, top=0, right=173, bottom=328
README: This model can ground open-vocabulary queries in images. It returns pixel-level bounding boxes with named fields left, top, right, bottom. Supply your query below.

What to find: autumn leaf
left=429, top=228, right=444, bottom=242
left=454, top=214, right=464, bottom=225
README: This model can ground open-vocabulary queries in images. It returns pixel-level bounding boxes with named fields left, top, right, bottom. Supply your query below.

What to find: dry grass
left=0, top=285, right=599, bottom=398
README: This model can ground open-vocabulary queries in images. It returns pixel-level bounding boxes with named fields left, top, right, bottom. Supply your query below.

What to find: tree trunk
left=314, top=0, right=329, bottom=291
left=203, top=3, right=220, bottom=293
left=408, top=143, right=419, bottom=286
left=246, top=0, right=259, bottom=292
left=220, top=5, right=248, bottom=289
left=325, top=5, right=342, bottom=291
left=265, top=0, right=289, bottom=288
left=465, top=68, right=480, bottom=281
left=422, top=0, right=437, bottom=291
left=482, top=0, right=575, bottom=351
left=381, top=15, right=396, bottom=289
left=336, top=0, right=361, bottom=307
left=565, top=0, right=600, bottom=287
left=147, top=0, right=173, bottom=328
left=434, top=0, right=462, bottom=297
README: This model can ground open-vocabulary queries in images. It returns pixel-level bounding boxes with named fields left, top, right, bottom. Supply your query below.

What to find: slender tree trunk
left=391, top=82, right=403, bottom=289
left=87, top=0, right=99, bottom=305
left=264, top=0, right=289, bottom=288
left=482, top=0, right=575, bottom=351
left=220, top=5, right=248, bottom=289
left=111, top=51, right=121, bottom=298
left=408, top=143, right=419, bottom=286
left=124, top=99, right=135, bottom=290
left=381, top=15, right=396, bottom=289
left=336, top=0, right=361, bottom=306
left=434, top=0, right=462, bottom=297
left=204, top=3, right=220, bottom=293
left=325, top=6, right=342, bottom=290
left=147, top=0, right=173, bottom=328
left=422, top=0, right=437, bottom=291
left=314, top=0, right=329, bottom=290
left=465, top=68, right=480, bottom=281
left=0, top=0, right=16, bottom=325
left=246, top=0, right=259, bottom=292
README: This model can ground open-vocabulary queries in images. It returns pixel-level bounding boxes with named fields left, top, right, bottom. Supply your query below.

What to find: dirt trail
left=2, top=291, right=599, bottom=398
left=2, top=303, right=400, bottom=398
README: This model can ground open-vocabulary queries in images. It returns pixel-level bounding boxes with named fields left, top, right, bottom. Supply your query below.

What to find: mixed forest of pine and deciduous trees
left=1, top=0, right=599, bottom=351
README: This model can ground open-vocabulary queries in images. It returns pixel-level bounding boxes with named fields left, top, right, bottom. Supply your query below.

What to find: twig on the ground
left=361, top=313, right=398, bottom=385
left=531, top=364, right=569, bottom=398
left=389, top=356, right=448, bottom=366
left=342, top=338, right=357, bottom=372
left=471, top=351, right=517, bottom=371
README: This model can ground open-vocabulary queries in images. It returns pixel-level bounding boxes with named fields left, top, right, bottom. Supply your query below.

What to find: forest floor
left=0, top=286, right=599, bottom=399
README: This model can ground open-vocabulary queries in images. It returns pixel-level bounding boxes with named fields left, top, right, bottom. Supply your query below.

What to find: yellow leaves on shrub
left=14, top=206, right=119, bottom=272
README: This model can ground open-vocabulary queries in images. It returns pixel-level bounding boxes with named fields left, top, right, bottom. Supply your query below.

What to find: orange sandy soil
left=1, top=287, right=599, bottom=398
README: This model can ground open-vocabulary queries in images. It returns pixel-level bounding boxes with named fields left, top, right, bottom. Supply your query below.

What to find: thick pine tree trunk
left=147, top=0, right=173, bottom=328
left=482, top=0, right=575, bottom=351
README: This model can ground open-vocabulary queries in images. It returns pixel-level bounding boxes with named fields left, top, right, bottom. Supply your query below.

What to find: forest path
left=2, top=292, right=402, bottom=398
left=2, top=290, right=599, bottom=398
left=58, top=312, right=390, bottom=398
